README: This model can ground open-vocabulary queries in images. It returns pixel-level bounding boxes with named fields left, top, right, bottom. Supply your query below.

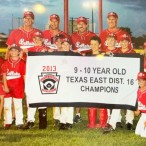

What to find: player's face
left=55, top=38, right=62, bottom=49
left=106, top=37, right=116, bottom=48
left=107, top=16, right=118, bottom=29
left=9, top=49, right=20, bottom=57
left=61, top=42, right=70, bottom=51
left=33, top=37, right=43, bottom=46
left=90, top=40, right=100, bottom=54
left=138, top=79, right=146, bottom=88
left=77, top=22, right=88, bottom=33
left=120, top=40, right=129, bottom=49
left=49, top=19, right=60, bottom=30
left=23, top=16, right=34, bottom=27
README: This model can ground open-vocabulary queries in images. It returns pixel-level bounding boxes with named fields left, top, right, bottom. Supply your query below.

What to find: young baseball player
left=0, top=57, right=5, bottom=120
left=87, top=36, right=108, bottom=129
left=135, top=72, right=146, bottom=138
left=71, top=16, right=97, bottom=123
left=104, top=33, right=120, bottom=55
left=24, top=31, right=51, bottom=130
left=1, top=45, right=26, bottom=129
left=57, top=38, right=74, bottom=130
left=119, top=34, right=136, bottom=130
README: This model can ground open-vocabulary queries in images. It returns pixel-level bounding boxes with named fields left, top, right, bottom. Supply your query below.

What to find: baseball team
left=0, top=10, right=146, bottom=138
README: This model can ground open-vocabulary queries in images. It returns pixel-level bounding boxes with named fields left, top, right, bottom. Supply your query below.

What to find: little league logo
left=38, top=72, right=60, bottom=94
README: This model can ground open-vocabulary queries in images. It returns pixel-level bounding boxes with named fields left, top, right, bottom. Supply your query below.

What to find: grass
left=0, top=108, right=146, bottom=146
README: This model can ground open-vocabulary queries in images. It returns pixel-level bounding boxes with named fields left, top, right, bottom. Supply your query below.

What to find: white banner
left=25, top=53, right=143, bottom=110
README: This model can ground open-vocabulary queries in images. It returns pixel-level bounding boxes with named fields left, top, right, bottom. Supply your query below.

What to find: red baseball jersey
left=118, top=48, right=136, bottom=53
left=137, top=89, right=146, bottom=113
left=28, top=45, right=49, bottom=52
left=0, top=57, right=5, bottom=81
left=105, top=47, right=120, bottom=54
left=71, top=31, right=96, bottom=54
left=43, top=30, right=70, bottom=50
left=1, top=58, right=26, bottom=98
left=7, top=27, right=42, bottom=50
left=99, top=29, right=133, bottom=51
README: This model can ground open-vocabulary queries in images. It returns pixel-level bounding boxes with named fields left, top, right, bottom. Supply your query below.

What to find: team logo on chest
left=38, top=72, right=60, bottom=94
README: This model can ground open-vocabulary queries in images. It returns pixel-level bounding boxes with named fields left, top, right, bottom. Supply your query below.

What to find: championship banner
left=25, top=52, right=143, bottom=110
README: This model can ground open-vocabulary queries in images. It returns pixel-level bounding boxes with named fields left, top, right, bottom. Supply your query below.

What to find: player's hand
left=144, top=121, right=146, bottom=127
left=4, top=86, right=10, bottom=93
left=134, top=110, right=140, bottom=116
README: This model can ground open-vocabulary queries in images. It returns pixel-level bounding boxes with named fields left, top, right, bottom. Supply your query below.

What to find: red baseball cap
left=33, top=31, right=43, bottom=38
left=9, top=44, right=21, bottom=52
left=76, top=16, right=88, bottom=24
left=107, top=12, right=118, bottom=19
left=120, top=34, right=130, bottom=42
left=107, top=33, right=117, bottom=39
left=23, top=11, right=34, bottom=19
left=50, top=14, right=60, bottom=21
left=62, top=38, right=71, bottom=44
left=137, top=72, right=146, bottom=80
left=143, top=42, right=146, bottom=48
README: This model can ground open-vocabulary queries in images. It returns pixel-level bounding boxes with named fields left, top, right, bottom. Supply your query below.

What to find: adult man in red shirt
left=71, top=16, right=97, bottom=123
left=43, top=14, right=70, bottom=50
left=6, top=11, right=42, bottom=60
left=99, top=12, right=133, bottom=52
left=71, top=16, right=97, bottom=55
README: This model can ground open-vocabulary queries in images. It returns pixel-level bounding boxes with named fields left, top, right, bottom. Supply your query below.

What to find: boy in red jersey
left=23, top=31, right=50, bottom=130
left=135, top=72, right=146, bottom=138
left=104, top=33, right=120, bottom=55
left=0, top=57, right=5, bottom=119
left=119, top=34, right=136, bottom=53
left=2, top=45, right=25, bottom=129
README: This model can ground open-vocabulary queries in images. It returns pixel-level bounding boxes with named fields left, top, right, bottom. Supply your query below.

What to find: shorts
left=0, top=82, right=5, bottom=96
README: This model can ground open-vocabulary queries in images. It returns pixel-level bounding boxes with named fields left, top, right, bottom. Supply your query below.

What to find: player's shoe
left=65, top=123, right=73, bottom=130
left=59, top=123, right=66, bottom=130
left=16, top=124, right=24, bottom=129
left=103, top=124, right=114, bottom=134
left=12, top=118, right=16, bottom=125
left=116, top=122, right=123, bottom=128
left=23, top=121, right=34, bottom=129
left=4, top=124, right=11, bottom=130
left=73, top=115, right=81, bottom=123
left=126, top=123, right=135, bottom=130
left=54, top=119, right=60, bottom=127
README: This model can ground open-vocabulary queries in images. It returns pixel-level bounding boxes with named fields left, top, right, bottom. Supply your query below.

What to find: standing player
left=6, top=11, right=42, bottom=61
left=99, top=12, right=133, bottom=52
left=1, top=45, right=25, bottom=129
left=0, top=57, right=5, bottom=120
left=43, top=14, right=70, bottom=126
left=23, top=31, right=50, bottom=129
left=135, top=72, right=146, bottom=138
left=71, top=16, right=97, bottom=123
